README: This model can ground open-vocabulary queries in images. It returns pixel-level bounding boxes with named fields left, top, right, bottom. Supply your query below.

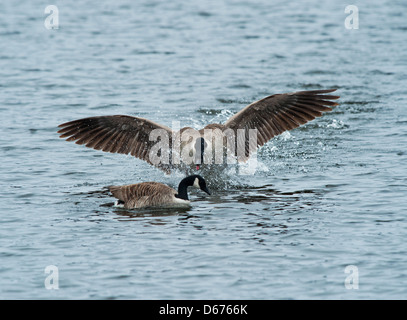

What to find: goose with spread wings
left=58, top=89, right=339, bottom=173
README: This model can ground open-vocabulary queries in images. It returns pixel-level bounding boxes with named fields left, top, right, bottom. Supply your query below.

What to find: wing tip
left=299, top=88, right=339, bottom=94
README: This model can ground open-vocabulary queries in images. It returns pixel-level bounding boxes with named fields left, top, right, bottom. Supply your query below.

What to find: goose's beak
left=202, top=187, right=211, bottom=195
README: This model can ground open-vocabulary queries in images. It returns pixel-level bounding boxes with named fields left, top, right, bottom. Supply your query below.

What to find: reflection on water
left=112, top=206, right=191, bottom=219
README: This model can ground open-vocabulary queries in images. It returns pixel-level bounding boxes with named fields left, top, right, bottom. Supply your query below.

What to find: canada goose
left=109, top=175, right=210, bottom=209
left=58, top=89, right=339, bottom=173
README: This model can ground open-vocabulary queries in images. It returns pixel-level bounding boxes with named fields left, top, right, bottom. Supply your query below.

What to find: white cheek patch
left=114, top=200, right=124, bottom=208
left=193, top=178, right=200, bottom=188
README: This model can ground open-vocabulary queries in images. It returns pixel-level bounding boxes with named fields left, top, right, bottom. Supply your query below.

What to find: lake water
left=1, top=0, right=407, bottom=299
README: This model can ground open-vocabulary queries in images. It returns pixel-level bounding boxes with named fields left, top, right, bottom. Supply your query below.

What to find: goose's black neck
left=175, top=176, right=194, bottom=200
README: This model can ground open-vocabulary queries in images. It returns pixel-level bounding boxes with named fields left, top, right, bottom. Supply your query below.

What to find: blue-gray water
left=1, top=0, right=407, bottom=299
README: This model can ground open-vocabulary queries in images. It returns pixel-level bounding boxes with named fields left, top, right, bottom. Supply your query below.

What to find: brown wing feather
left=109, top=182, right=177, bottom=209
left=58, top=115, right=173, bottom=172
left=224, top=89, right=339, bottom=159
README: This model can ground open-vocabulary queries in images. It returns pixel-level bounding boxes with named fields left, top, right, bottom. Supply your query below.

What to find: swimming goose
left=58, top=89, right=339, bottom=173
left=109, top=175, right=210, bottom=209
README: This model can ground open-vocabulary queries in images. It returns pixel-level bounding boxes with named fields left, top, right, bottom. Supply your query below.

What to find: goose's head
left=190, top=175, right=211, bottom=195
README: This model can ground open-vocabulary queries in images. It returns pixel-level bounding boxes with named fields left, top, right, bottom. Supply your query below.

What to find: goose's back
left=109, top=182, right=177, bottom=209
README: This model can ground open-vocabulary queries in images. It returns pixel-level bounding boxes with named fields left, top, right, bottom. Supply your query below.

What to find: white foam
left=327, top=119, right=345, bottom=129
left=280, top=131, right=292, bottom=141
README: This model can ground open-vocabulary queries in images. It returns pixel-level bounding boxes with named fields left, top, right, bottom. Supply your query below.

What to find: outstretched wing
left=57, top=115, right=173, bottom=172
left=224, top=89, right=339, bottom=160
